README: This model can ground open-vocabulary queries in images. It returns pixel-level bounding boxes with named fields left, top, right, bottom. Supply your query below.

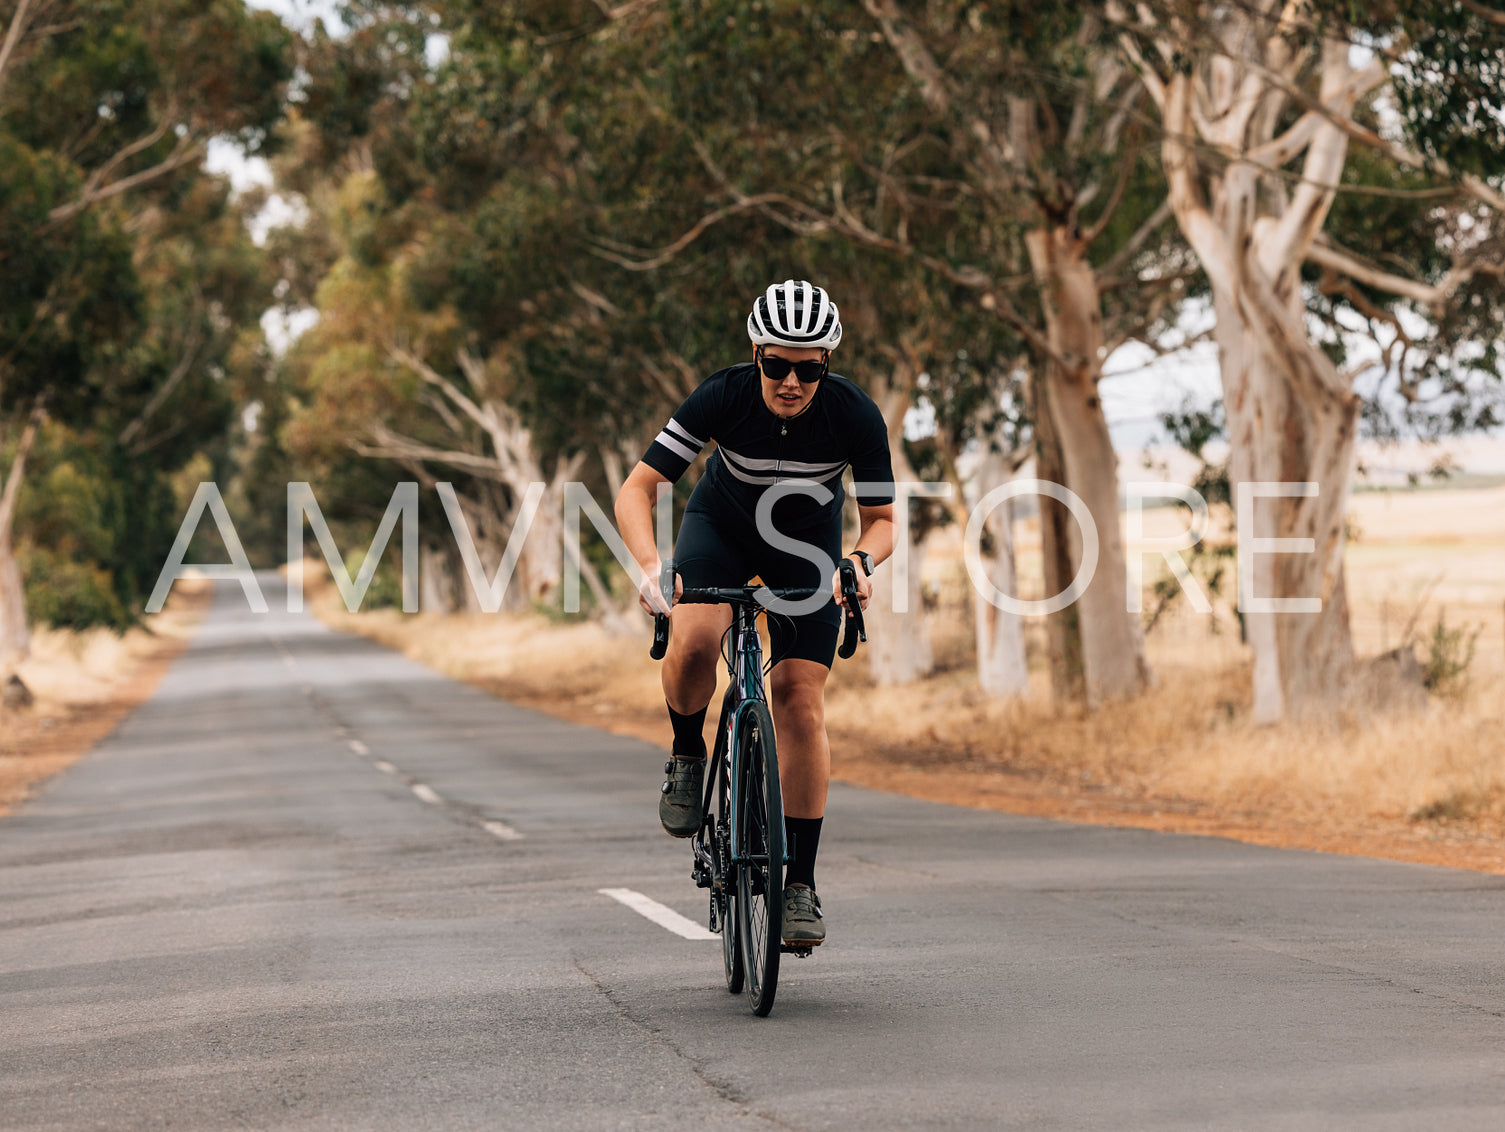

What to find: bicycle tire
left=735, top=700, right=783, bottom=1017
left=713, top=717, right=743, bottom=993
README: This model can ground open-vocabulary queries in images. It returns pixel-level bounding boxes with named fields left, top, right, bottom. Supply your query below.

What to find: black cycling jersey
left=641, top=362, right=896, bottom=533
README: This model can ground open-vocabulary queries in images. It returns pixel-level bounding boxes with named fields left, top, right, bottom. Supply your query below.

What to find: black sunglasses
left=757, top=347, right=827, bottom=384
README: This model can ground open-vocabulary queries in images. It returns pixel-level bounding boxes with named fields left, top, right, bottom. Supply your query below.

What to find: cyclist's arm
left=618, top=379, right=723, bottom=612
left=840, top=387, right=898, bottom=609
left=615, top=461, right=678, bottom=614
left=833, top=502, right=895, bottom=612
left=850, top=502, right=895, bottom=574
left=615, top=461, right=668, bottom=576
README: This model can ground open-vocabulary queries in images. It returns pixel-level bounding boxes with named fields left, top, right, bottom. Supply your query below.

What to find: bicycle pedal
left=781, top=945, right=814, bottom=958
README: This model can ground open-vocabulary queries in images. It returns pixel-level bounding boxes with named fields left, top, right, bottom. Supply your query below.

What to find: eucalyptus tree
left=276, top=2, right=951, bottom=633
left=635, top=1, right=1194, bottom=704
left=1110, top=0, right=1505, bottom=722
left=0, top=0, right=289, bottom=673
left=275, top=1, right=708, bottom=615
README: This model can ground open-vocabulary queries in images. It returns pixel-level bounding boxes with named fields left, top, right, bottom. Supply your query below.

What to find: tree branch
left=1461, top=0, right=1505, bottom=27
left=860, top=0, right=1018, bottom=181
left=388, top=344, right=491, bottom=436
left=353, top=424, right=510, bottom=481
left=859, top=0, right=952, bottom=116
left=1159, top=74, right=1234, bottom=294
left=1096, top=197, right=1174, bottom=276
left=1306, top=236, right=1490, bottom=310
left=1080, top=128, right=1142, bottom=245
left=0, top=0, right=35, bottom=106
left=46, top=135, right=204, bottom=225
left=119, top=322, right=204, bottom=448
left=586, top=194, right=791, bottom=271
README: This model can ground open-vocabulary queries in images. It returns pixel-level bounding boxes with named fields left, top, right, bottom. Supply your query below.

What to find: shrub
left=1419, top=610, right=1482, bottom=698
left=19, top=545, right=131, bottom=632
left=338, top=548, right=405, bottom=611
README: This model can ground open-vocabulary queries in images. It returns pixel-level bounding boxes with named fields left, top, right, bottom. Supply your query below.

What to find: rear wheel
left=735, top=701, right=783, bottom=1017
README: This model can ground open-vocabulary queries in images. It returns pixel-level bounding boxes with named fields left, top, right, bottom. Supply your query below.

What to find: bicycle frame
left=653, top=560, right=866, bottom=1012
left=662, top=566, right=865, bottom=890
left=692, top=599, right=781, bottom=888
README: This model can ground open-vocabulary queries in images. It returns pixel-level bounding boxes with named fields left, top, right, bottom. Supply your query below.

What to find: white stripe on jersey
left=665, top=418, right=704, bottom=449
left=716, top=456, right=780, bottom=486
left=654, top=431, right=699, bottom=464
left=718, top=453, right=843, bottom=487
left=721, top=448, right=843, bottom=475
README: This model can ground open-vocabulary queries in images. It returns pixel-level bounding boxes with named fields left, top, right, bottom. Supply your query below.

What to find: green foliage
left=1376, top=1, right=1505, bottom=178
left=1145, top=396, right=1236, bottom=636
left=0, top=137, right=141, bottom=416
left=18, top=546, right=130, bottom=632
left=1316, top=134, right=1504, bottom=443
left=1160, top=397, right=1229, bottom=507
left=339, top=547, right=405, bottom=611
left=1419, top=611, right=1482, bottom=699
left=0, top=0, right=293, bottom=638
left=11, top=425, right=138, bottom=631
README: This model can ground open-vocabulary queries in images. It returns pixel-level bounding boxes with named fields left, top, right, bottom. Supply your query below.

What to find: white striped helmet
left=746, top=279, right=842, bottom=350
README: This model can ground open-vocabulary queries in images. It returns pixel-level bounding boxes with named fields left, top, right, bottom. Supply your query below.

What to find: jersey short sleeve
left=641, top=375, right=722, bottom=482
left=848, top=393, right=896, bottom=506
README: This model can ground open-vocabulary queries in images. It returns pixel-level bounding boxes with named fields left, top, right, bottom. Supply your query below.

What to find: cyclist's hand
left=637, top=562, right=681, bottom=616
left=832, top=557, right=872, bottom=614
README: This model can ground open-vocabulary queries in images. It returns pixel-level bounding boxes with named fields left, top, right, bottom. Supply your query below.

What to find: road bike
left=650, top=558, right=866, bottom=1016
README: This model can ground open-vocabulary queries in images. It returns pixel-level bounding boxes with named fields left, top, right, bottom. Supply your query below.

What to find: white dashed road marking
left=349, top=739, right=370, bottom=756
left=411, top=784, right=442, bottom=805
left=375, top=761, right=399, bottom=775
left=482, top=820, right=524, bottom=842
left=599, top=888, right=716, bottom=941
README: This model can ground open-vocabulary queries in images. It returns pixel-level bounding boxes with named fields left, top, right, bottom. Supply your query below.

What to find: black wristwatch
left=851, top=550, right=875, bottom=577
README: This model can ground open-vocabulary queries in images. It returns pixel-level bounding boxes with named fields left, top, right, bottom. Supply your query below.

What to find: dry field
left=0, top=581, right=208, bottom=815
left=316, top=484, right=1504, bottom=871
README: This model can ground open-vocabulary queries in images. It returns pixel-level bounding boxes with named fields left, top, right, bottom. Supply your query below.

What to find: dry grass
left=306, top=483, right=1505, bottom=871
left=0, top=581, right=208, bottom=815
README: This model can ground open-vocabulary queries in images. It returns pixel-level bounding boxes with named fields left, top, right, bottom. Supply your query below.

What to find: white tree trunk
left=1150, top=31, right=1368, bottom=722
left=1221, top=273, right=1359, bottom=720
left=1029, top=367, right=1086, bottom=700
left=865, top=536, right=933, bottom=685
left=1025, top=223, right=1151, bottom=705
left=863, top=370, right=934, bottom=685
left=0, top=533, right=27, bottom=677
left=419, top=544, right=457, bottom=612
left=0, top=408, right=42, bottom=677
left=965, top=443, right=1028, bottom=697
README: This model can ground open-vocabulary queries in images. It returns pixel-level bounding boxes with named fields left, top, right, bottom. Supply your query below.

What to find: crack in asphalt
left=571, top=958, right=794, bottom=1129
left=1036, top=885, right=1505, bottom=1022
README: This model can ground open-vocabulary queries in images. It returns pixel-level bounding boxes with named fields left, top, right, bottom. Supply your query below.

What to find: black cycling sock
left=667, top=702, right=707, bottom=761
left=784, top=816, right=823, bottom=890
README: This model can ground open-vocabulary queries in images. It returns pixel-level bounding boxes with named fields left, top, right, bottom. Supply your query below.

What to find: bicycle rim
left=736, top=702, right=783, bottom=1017
left=716, top=740, right=743, bottom=993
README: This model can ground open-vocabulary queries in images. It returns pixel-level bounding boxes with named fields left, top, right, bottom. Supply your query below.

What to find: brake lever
left=836, top=558, right=867, bottom=660
left=649, top=557, right=676, bottom=660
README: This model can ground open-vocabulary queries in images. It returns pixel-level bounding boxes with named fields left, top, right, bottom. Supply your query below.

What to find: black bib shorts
left=675, top=481, right=844, bottom=669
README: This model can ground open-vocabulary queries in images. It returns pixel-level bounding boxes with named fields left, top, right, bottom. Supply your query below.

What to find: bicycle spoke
left=736, top=705, right=783, bottom=1016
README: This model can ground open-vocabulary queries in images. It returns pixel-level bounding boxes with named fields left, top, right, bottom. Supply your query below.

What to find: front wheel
left=714, top=745, right=743, bottom=994
left=735, top=701, right=783, bottom=1017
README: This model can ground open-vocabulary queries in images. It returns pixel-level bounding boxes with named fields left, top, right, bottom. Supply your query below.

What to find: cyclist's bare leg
left=662, top=602, right=731, bottom=715
left=768, top=659, right=830, bottom=820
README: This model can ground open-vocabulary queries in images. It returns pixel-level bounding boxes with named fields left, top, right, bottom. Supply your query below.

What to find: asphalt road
left=4, top=580, right=1505, bottom=1130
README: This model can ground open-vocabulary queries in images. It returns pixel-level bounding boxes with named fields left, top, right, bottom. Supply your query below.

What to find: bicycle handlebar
left=647, top=557, right=867, bottom=661
left=836, top=558, right=867, bottom=660
left=649, top=559, right=675, bottom=660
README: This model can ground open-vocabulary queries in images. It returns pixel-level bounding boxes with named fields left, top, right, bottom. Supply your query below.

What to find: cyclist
left=613, top=279, right=895, bottom=948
